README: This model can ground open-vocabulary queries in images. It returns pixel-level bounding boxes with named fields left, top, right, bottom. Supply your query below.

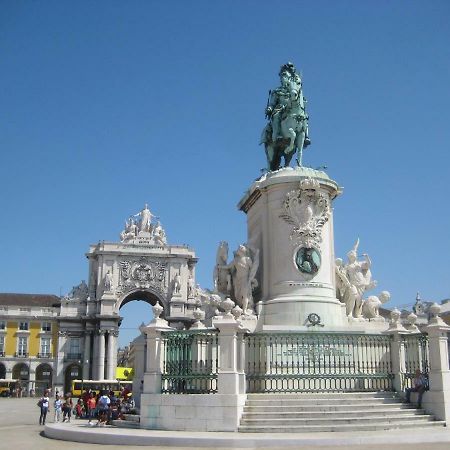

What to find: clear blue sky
left=1, top=1, right=449, bottom=347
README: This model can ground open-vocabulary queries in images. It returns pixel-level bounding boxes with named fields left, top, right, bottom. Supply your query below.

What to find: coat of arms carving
left=279, top=177, right=330, bottom=249
left=117, top=257, right=168, bottom=295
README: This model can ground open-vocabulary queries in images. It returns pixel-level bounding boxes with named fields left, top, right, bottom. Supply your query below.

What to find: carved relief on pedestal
left=279, top=177, right=330, bottom=277
left=280, top=178, right=330, bottom=248
left=116, top=256, right=168, bottom=297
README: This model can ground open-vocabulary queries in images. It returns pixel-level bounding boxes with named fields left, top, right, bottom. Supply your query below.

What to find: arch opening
left=36, top=363, right=53, bottom=396
left=117, top=290, right=156, bottom=350
left=64, top=364, right=81, bottom=394
left=118, top=289, right=163, bottom=310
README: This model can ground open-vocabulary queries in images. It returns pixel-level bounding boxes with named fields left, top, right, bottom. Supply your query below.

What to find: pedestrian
left=82, top=388, right=91, bottom=411
left=405, top=368, right=427, bottom=408
left=38, top=391, right=50, bottom=425
left=75, top=398, right=84, bottom=418
left=96, top=390, right=111, bottom=426
left=54, top=394, right=62, bottom=422
left=62, top=393, right=73, bottom=422
left=86, top=391, right=97, bottom=425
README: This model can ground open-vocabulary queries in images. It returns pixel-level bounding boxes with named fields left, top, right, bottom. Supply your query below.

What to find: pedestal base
left=257, top=295, right=347, bottom=330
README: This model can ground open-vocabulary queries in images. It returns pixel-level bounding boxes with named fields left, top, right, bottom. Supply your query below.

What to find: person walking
left=96, top=391, right=111, bottom=426
left=62, top=393, right=73, bottom=422
left=38, top=391, right=50, bottom=425
left=53, top=394, right=63, bottom=423
left=86, top=391, right=97, bottom=425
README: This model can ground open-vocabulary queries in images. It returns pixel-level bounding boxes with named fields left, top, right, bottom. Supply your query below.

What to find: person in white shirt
left=38, top=391, right=50, bottom=425
left=53, top=394, right=62, bottom=423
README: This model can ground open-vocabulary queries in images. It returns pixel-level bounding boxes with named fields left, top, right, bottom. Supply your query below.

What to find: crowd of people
left=37, top=386, right=136, bottom=426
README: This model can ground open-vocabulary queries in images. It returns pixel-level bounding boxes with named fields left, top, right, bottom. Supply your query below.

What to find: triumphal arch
left=56, top=204, right=199, bottom=389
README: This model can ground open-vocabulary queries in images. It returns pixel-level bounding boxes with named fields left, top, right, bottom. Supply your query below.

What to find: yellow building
left=0, top=293, right=60, bottom=395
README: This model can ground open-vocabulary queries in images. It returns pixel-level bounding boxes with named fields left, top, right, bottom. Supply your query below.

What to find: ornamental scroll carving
left=117, top=256, right=168, bottom=296
left=279, top=178, right=330, bottom=249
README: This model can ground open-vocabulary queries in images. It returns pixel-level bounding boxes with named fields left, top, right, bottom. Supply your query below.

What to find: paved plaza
left=0, top=397, right=449, bottom=450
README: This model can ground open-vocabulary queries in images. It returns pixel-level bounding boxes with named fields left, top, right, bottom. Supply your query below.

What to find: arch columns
left=106, top=330, right=119, bottom=380
left=83, top=331, right=92, bottom=379
left=95, top=330, right=106, bottom=379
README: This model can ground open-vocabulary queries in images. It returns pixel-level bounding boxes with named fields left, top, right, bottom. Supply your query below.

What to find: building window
left=40, top=337, right=51, bottom=357
left=0, top=336, right=5, bottom=356
left=67, top=338, right=81, bottom=359
left=0, top=321, right=5, bottom=330
left=17, top=336, right=28, bottom=356
left=18, top=322, right=29, bottom=331
left=41, top=322, right=51, bottom=332
left=19, top=307, right=30, bottom=313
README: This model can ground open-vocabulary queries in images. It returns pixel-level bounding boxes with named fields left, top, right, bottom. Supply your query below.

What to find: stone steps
left=241, top=414, right=433, bottom=426
left=242, top=409, right=426, bottom=419
left=246, top=392, right=396, bottom=400
left=244, top=403, right=417, bottom=412
left=111, top=414, right=140, bottom=429
left=239, top=421, right=446, bottom=433
left=239, top=392, right=445, bottom=433
left=245, top=398, right=405, bottom=406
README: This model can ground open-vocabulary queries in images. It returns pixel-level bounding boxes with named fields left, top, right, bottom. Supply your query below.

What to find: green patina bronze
left=261, top=62, right=311, bottom=171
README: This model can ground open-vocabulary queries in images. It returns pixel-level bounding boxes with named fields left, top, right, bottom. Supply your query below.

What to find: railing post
left=384, top=308, right=408, bottom=393
left=423, top=304, right=450, bottom=423
left=213, top=303, right=244, bottom=395
left=141, top=304, right=172, bottom=394
left=237, top=329, right=246, bottom=394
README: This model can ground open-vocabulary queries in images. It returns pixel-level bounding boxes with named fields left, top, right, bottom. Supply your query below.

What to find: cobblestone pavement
left=1, top=397, right=450, bottom=450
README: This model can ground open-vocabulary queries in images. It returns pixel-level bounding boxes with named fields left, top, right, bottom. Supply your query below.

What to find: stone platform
left=44, top=422, right=450, bottom=448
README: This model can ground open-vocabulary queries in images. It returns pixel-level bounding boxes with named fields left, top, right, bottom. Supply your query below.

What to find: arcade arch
left=12, top=362, right=29, bottom=381
left=64, top=363, right=81, bottom=394
left=12, top=363, right=29, bottom=395
left=0, top=363, right=5, bottom=379
left=35, top=363, right=53, bottom=395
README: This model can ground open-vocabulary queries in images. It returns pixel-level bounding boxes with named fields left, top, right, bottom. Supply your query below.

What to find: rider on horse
left=261, top=62, right=311, bottom=170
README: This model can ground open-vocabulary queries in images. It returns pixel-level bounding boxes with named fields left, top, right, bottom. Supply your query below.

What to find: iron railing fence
left=245, top=332, right=394, bottom=393
left=161, top=329, right=219, bottom=394
left=401, top=333, right=429, bottom=390
left=159, top=329, right=433, bottom=395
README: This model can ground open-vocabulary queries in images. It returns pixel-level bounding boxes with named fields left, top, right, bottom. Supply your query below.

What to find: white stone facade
left=238, top=167, right=347, bottom=330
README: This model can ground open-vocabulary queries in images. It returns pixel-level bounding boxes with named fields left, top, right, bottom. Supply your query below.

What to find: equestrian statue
left=260, top=62, right=311, bottom=171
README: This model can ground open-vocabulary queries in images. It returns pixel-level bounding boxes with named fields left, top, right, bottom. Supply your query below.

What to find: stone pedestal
left=423, top=319, right=450, bottom=424
left=238, top=167, right=346, bottom=330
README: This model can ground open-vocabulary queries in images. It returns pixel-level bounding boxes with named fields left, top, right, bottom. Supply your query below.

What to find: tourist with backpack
left=96, top=391, right=110, bottom=426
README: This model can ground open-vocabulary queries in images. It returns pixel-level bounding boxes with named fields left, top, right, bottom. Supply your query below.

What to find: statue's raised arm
left=261, top=62, right=310, bottom=171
